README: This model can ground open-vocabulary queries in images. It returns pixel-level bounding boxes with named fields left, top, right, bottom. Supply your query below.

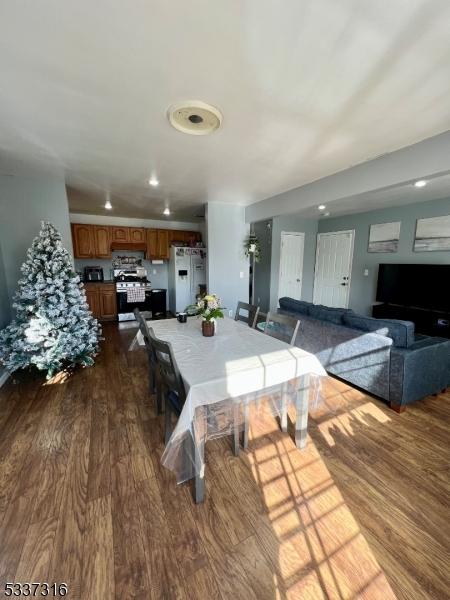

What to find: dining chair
left=134, top=308, right=163, bottom=414
left=148, top=326, right=241, bottom=501
left=262, top=311, right=301, bottom=346
left=234, top=301, right=260, bottom=328
left=241, top=312, right=301, bottom=451
left=147, top=327, right=187, bottom=445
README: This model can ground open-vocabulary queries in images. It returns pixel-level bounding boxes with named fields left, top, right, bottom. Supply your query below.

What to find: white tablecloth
left=134, top=317, right=326, bottom=483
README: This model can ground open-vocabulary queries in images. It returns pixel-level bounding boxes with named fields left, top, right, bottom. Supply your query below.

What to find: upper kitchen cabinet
left=72, top=224, right=94, bottom=258
left=129, top=227, right=145, bottom=243
left=111, top=226, right=130, bottom=243
left=72, top=223, right=202, bottom=259
left=93, top=225, right=111, bottom=258
left=146, top=229, right=158, bottom=259
left=146, top=229, right=170, bottom=259
left=157, top=230, right=170, bottom=259
left=168, top=230, right=201, bottom=246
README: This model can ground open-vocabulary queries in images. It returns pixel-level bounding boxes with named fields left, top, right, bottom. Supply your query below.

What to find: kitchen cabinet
left=93, top=225, right=111, bottom=258
left=111, top=226, right=130, bottom=243
left=147, top=229, right=171, bottom=259
left=98, top=285, right=117, bottom=320
left=84, top=283, right=117, bottom=321
left=72, top=223, right=202, bottom=260
left=165, top=230, right=202, bottom=253
left=146, top=229, right=158, bottom=259
left=85, top=285, right=101, bottom=318
left=72, top=224, right=94, bottom=258
left=157, top=229, right=170, bottom=259
left=129, top=227, right=145, bottom=243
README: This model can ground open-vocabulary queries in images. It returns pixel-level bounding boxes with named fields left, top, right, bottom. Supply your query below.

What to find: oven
left=116, top=282, right=152, bottom=321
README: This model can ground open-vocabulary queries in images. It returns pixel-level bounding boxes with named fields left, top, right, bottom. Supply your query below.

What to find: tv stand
left=372, top=303, right=450, bottom=339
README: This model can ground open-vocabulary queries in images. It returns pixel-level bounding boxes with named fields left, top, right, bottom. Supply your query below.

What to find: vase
left=202, top=320, right=215, bottom=337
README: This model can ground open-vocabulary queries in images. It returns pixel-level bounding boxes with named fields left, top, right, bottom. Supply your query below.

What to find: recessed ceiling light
left=414, top=180, right=427, bottom=188
left=163, top=207, right=170, bottom=216
left=318, top=204, right=326, bottom=210
left=324, top=212, right=330, bottom=217
left=149, top=177, right=159, bottom=187
left=105, top=199, right=112, bottom=210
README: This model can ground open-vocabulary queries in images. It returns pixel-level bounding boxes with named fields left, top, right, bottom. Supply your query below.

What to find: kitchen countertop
left=82, top=280, right=115, bottom=285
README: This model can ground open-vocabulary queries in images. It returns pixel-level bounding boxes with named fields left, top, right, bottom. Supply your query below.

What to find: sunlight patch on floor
left=245, top=396, right=396, bottom=600
left=318, top=401, right=391, bottom=446
left=43, top=370, right=70, bottom=385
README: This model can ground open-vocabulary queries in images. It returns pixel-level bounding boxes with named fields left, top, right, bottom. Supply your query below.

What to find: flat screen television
left=376, top=264, right=450, bottom=312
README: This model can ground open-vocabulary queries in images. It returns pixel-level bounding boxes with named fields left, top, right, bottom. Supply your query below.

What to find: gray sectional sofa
left=278, top=297, right=450, bottom=411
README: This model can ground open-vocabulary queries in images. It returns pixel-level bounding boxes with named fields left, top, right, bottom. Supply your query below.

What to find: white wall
left=206, top=203, right=249, bottom=315
left=0, top=174, right=72, bottom=310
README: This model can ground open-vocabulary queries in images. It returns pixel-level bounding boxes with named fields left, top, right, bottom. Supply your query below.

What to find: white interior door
left=313, top=230, right=354, bottom=307
left=278, top=232, right=305, bottom=302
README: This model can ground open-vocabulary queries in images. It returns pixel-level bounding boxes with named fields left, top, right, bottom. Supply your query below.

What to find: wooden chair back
left=148, top=327, right=187, bottom=406
left=235, top=301, right=260, bottom=328
left=263, top=311, right=300, bottom=346
left=134, top=308, right=151, bottom=350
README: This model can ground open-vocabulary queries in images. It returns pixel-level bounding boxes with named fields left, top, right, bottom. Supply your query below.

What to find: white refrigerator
left=168, top=247, right=207, bottom=314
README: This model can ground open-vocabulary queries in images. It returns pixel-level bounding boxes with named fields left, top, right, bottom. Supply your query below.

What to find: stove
left=115, top=281, right=152, bottom=292
left=114, top=267, right=152, bottom=321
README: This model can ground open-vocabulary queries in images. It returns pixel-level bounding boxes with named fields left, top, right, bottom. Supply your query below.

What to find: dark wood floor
left=0, top=323, right=449, bottom=599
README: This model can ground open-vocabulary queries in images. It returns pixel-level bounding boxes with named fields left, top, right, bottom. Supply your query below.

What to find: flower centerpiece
left=189, top=294, right=224, bottom=337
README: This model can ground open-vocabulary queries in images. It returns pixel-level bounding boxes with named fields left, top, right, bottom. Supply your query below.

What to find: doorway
left=251, top=220, right=272, bottom=312
left=313, top=230, right=354, bottom=308
left=278, top=232, right=305, bottom=302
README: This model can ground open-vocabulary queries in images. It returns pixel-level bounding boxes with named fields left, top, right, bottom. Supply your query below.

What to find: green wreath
left=244, top=234, right=261, bottom=263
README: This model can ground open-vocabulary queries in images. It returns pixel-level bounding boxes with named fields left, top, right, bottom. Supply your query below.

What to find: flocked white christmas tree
left=0, top=222, right=101, bottom=378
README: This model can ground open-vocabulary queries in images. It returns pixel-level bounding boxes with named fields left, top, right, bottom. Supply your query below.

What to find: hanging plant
left=244, top=233, right=262, bottom=263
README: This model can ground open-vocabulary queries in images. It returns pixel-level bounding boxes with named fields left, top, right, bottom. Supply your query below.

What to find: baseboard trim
left=0, top=369, right=10, bottom=388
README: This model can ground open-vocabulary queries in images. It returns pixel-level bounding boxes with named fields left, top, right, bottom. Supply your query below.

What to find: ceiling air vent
left=167, top=101, right=222, bottom=135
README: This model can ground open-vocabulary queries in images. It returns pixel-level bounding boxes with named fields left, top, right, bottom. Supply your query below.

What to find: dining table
left=132, top=316, right=326, bottom=502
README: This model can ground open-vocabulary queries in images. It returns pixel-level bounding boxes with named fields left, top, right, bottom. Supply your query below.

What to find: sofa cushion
left=308, top=304, right=353, bottom=325
left=279, top=297, right=313, bottom=315
left=343, top=313, right=415, bottom=348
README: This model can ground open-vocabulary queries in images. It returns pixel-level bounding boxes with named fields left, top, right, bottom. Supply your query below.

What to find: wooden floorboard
left=0, top=322, right=448, bottom=599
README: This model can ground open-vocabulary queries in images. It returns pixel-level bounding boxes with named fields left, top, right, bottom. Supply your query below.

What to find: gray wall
left=0, top=174, right=72, bottom=310
left=318, top=197, right=450, bottom=315
left=0, top=243, right=10, bottom=328
left=206, top=203, right=249, bottom=316
left=270, top=215, right=318, bottom=310
left=0, top=244, right=8, bottom=384
left=252, top=220, right=272, bottom=312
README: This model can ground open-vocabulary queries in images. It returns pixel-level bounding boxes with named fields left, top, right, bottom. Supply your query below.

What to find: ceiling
left=1, top=0, right=450, bottom=220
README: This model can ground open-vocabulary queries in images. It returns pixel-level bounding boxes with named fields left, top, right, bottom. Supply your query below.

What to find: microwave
left=84, top=266, right=104, bottom=282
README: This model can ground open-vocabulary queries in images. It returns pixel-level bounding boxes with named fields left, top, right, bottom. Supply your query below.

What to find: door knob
left=340, top=283, right=347, bottom=286
left=296, top=278, right=301, bottom=282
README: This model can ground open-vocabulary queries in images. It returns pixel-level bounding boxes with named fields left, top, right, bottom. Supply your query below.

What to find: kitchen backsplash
left=75, top=251, right=169, bottom=289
